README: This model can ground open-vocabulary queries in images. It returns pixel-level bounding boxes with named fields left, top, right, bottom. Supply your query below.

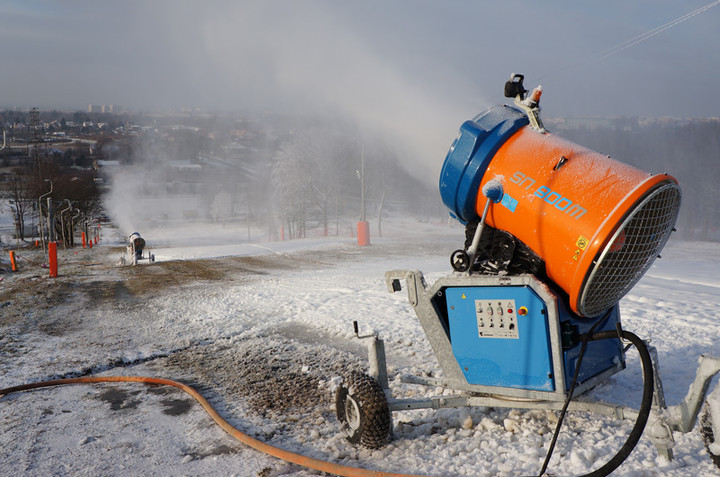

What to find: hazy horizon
left=2, top=1, right=719, bottom=194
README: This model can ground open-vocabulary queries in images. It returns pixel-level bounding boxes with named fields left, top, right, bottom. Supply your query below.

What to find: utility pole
left=356, top=142, right=370, bottom=246
left=46, top=197, right=54, bottom=243
left=38, top=179, right=52, bottom=252
left=360, top=143, right=366, bottom=222
left=29, top=107, right=43, bottom=179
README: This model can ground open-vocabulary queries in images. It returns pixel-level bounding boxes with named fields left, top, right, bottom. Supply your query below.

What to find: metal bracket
left=667, top=354, right=720, bottom=433
left=513, top=96, right=545, bottom=133
left=646, top=345, right=675, bottom=460
left=352, top=321, right=389, bottom=392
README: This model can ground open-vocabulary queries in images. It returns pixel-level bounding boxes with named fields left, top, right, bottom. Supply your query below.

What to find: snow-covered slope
left=1, top=222, right=719, bottom=476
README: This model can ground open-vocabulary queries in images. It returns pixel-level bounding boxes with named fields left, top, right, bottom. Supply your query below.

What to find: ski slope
left=1, top=220, right=719, bottom=476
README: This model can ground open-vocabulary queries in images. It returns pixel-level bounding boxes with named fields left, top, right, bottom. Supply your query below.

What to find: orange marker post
left=48, top=242, right=58, bottom=278
left=357, top=221, right=370, bottom=246
left=9, top=251, right=17, bottom=271
left=81, top=231, right=86, bottom=248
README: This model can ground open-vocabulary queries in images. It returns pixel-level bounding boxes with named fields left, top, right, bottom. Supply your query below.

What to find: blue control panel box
left=446, top=285, right=623, bottom=392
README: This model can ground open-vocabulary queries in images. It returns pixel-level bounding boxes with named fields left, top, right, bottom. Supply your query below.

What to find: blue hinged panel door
left=446, top=286, right=555, bottom=391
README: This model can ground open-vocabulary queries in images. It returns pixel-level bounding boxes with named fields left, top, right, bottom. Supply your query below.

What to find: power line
left=537, top=1, right=720, bottom=84
left=593, top=0, right=720, bottom=63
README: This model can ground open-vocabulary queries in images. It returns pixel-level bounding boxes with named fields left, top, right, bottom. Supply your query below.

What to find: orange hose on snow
left=0, top=376, right=429, bottom=477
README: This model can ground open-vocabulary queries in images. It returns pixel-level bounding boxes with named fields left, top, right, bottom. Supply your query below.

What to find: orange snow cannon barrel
left=440, top=104, right=681, bottom=317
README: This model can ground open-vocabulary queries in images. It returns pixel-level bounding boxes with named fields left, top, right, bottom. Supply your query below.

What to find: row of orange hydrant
left=7, top=228, right=100, bottom=277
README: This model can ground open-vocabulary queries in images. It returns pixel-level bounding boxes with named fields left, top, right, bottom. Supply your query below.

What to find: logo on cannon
left=509, top=171, right=587, bottom=219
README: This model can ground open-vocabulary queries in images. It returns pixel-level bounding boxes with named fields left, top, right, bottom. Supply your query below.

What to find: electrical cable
left=0, top=375, right=429, bottom=477
left=591, top=0, right=720, bottom=64
left=537, top=311, right=612, bottom=475
left=536, top=0, right=720, bottom=86
left=537, top=328, right=654, bottom=477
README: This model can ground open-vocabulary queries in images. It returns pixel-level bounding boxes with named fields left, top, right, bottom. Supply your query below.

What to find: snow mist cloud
left=162, top=1, right=482, bottom=184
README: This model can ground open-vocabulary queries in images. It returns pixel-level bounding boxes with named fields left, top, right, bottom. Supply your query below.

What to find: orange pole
left=48, top=242, right=58, bottom=278
left=9, top=251, right=17, bottom=271
left=81, top=231, right=86, bottom=248
left=357, top=221, right=370, bottom=246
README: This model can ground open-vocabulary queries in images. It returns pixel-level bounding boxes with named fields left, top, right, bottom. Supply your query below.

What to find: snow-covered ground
left=1, top=219, right=720, bottom=476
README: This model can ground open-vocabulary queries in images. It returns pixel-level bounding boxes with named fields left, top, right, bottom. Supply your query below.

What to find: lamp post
left=38, top=179, right=53, bottom=252
left=71, top=208, right=81, bottom=248
left=60, top=199, right=72, bottom=248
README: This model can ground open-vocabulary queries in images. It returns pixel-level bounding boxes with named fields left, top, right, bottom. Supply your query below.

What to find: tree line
left=1, top=141, right=102, bottom=246
left=555, top=117, right=720, bottom=241
left=99, top=113, right=444, bottom=242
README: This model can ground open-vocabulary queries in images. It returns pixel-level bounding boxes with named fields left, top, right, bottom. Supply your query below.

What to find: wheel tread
left=336, top=372, right=391, bottom=449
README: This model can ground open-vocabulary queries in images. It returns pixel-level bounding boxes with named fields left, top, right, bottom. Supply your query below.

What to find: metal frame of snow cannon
left=339, top=180, right=720, bottom=468
left=336, top=74, right=720, bottom=471
left=371, top=269, right=720, bottom=461
left=339, top=190, right=720, bottom=467
left=120, top=232, right=155, bottom=266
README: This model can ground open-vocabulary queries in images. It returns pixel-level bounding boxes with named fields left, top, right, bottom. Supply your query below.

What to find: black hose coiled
left=538, top=329, right=655, bottom=477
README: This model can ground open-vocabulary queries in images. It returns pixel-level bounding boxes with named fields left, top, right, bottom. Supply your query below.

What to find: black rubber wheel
left=335, top=372, right=391, bottom=449
left=700, top=401, right=720, bottom=469
left=450, top=249, right=470, bottom=272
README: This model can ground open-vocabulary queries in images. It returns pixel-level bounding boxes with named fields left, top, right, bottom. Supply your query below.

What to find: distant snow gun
left=335, top=73, right=720, bottom=476
left=120, top=232, right=155, bottom=266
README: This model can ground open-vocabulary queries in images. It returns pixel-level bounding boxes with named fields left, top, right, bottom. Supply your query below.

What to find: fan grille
left=579, top=182, right=681, bottom=317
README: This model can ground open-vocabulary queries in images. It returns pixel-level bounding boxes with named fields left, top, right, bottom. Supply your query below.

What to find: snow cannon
left=121, top=232, right=154, bottom=265
left=129, top=232, right=145, bottom=257
left=439, top=77, right=680, bottom=317
left=336, top=75, right=720, bottom=476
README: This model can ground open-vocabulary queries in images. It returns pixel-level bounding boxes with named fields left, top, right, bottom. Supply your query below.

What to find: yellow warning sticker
left=576, top=236, right=589, bottom=250
left=461, top=294, right=466, bottom=299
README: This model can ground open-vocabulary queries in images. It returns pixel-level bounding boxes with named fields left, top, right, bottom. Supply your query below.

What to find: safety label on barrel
left=576, top=236, right=589, bottom=250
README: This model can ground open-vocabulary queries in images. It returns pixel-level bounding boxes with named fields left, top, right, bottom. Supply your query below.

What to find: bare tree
left=272, top=141, right=315, bottom=238
left=2, top=168, right=32, bottom=241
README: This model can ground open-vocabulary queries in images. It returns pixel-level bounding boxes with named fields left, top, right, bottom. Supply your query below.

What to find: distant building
left=88, top=104, right=115, bottom=113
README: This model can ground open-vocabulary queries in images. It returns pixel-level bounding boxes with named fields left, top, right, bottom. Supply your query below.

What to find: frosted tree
left=210, top=190, right=233, bottom=223
left=271, top=128, right=356, bottom=238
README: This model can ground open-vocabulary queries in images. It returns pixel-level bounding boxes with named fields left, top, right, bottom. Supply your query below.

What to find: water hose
left=0, top=375, right=427, bottom=477
left=539, top=328, right=654, bottom=477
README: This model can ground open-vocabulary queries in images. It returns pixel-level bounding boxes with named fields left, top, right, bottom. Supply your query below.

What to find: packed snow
left=1, top=218, right=720, bottom=476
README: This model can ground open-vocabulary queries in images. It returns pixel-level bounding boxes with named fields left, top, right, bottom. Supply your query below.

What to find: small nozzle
left=529, top=85, right=543, bottom=104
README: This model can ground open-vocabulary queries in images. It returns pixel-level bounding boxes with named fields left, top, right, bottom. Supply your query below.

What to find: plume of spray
left=192, top=1, right=485, bottom=185
left=103, top=1, right=491, bottom=247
